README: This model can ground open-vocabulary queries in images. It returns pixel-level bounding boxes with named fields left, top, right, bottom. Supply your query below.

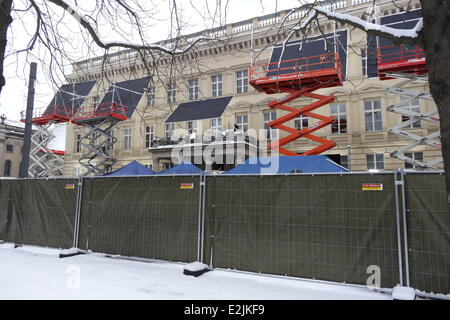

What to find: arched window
left=4, top=160, right=11, bottom=176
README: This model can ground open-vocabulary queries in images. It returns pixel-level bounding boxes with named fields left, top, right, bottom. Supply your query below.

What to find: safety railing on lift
left=377, top=44, right=425, bottom=66
left=249, top=52, right=343, bottom=83
left=72, top=102, right=128, bottom=122
left=20, top=105, right=73, bottom=124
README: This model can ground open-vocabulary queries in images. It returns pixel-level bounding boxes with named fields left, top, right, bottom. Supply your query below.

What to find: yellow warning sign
left=362, top=183, right=383, bottom=191
left=180, top=183, right=194, bottom=189
left=65, top=184, right=75, bottom=190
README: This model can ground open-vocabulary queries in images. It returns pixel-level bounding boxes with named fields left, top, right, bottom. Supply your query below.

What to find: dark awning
left=165, top=96, right=233, bottom=123
left=100, top=77, right=151, bottom=117
left=45, top=80, right=96, bottom=115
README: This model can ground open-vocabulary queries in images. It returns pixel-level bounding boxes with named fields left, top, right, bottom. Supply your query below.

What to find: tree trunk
left=420, top=0, right=450, bottom=209
left=0, top=0, right=13, bottom=95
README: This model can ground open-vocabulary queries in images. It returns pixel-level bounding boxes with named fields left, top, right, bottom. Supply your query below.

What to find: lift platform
left=72, top=102, right=128, bottom=176
left=377, top=44, right=442, bottom=170
left=20, top=106, right=71, bottom=177
left=249, top=52, right=343, bottom=156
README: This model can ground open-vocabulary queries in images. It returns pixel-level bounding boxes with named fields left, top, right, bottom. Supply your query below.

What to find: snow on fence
left=0, top=171, right=448, bottom=295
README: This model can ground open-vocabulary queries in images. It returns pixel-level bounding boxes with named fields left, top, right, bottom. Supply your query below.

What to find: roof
left=45, top=80, right=97, bottom=115
left=158, top=161, right=206, bottom=175
left=165, top=96, right=233, bottom=123
left=222, top=156, right=348, bottom=174
left=99, top=77, right=151, bottom=117
left=106, top=160, right=156, bottom=176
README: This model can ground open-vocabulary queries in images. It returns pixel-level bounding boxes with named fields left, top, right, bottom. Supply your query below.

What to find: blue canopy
left=106, top=160, right=156, bottom=176
left=158, top=161, right=206, bottom=175
left=223, top=156, right=348, bottom=174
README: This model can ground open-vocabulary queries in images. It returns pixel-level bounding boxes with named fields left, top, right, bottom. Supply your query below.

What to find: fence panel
left=404, top=172, right=450, bottom=294
left=0, top=178, right=77, bottom=248
left=203, top=174, right=400, bottom=288
left=77, top=176, right=200, bottom=263
left=0, top=179, right=12, bottom=241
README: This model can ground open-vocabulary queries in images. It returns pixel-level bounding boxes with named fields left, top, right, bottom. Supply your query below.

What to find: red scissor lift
left=20, top=105, right=69, bottom=177
left=249, top=52, right=343, bottom=156
left=377, top=44, right=442, bottom=170
left=72, top=102, right=128, bottom=176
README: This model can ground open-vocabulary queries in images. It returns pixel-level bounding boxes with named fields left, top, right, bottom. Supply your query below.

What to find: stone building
left=62, top=0, right=441, bottom=175
left=0, top=118, right=25, bottom=177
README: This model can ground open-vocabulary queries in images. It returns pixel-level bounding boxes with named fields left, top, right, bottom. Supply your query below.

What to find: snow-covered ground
left=0, top=243, right=392, bottom=300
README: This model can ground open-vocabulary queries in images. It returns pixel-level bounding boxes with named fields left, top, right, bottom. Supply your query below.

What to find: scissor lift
left=249, top=52, right=343, bottom=156
left=377, top=44, right=442, bottom=170
left=21, top=106, right=70, bottom=177
left=72, top=102, right=127, bottom=176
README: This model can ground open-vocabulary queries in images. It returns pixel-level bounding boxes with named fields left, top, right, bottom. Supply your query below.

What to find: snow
left=314, top=7, right=423, bottom=40
left=0, top=244, right=392, bottom=300
left=392, top=286, right=416, bottom=300
left=184, top=261, right=210, bottom=272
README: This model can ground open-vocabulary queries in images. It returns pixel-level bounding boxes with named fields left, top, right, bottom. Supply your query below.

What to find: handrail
left=73, top=102, right=128, bottom=120
left=377, top=44, right=425, bottom=65
left=249, top=52, right=341, bottom=82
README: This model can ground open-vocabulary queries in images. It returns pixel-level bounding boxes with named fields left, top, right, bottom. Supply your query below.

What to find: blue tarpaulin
left=158, top=161, right=206, bottom=175
left=106, top=160, right=156, bottom=176
left=223, top=156, right=348, bottom=174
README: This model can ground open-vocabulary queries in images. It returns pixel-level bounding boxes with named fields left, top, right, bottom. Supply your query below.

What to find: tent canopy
left=106, top=160, right=156, bottom=176
left=223, top=156, right=348, bottom=175
left=158, top=161, right=206, bottom=175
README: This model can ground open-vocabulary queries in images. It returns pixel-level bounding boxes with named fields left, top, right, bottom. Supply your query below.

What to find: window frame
left=364, top=99, right=382, bottom=132
left=167, top=83, right=176, bottom=104
left=211, top=74, right=223, bottom=97
left=235, top=114, right=248, bottom=133
left=366, top=154, right=384, bottom=170
left=264, top=111, right=277, bottom=139
left=188, top=79, right=199, bottom=100
left=123, top=127, right=132, bottom=150
left=330, top=103, right=347, bottom=134
left=236, top=70, right=248, bottom=94
left=294, top=115, right=309, bottom=131
left=145, top=125, right=154, bottom=148
left=147, top=87, right=155, bottom=107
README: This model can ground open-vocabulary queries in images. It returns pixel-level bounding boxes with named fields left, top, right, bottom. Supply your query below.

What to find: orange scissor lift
left=249, top=52, right=343, bottom=156
left=20, top=105, right=69, bottom=177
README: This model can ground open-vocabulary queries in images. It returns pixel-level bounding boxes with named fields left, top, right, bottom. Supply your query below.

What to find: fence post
left=400, top=169, right=411, bottom=287
left=394, top=169, right=404, bottom=286
left=201, top=173, right=207, bottom=263
left=73, top=176, right=83, bottom=249
left=197, top=174, right=203, bottom=262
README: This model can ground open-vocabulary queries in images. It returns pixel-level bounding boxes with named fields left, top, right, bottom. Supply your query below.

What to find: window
left=294, top=115, right=308, bottom=130
left=235, top=114, right=248, bottom=133
left=402, top=98, right=421, bottom=129
left=364, top=99, right=382, bottom=132
left=361, top=48, right=367, bottom=76
left=147, top=87, right=155, bottom=107
left=144, top=164, right=153, bottom=171
left=165, top=123, right=175, bottom=140
left=106, top=129, right=114, bottom=151
left=123, top=128, right=132, bottom=150
left=340, top=155, right=349, bottom=169
left=91, top=132, right=98, bottom=147
left=93, top=96, right=100, bottom=109
left=187, top=120, right=197, bottom=135
left=73, top=167, right=80, bottom=177
left=264, top=111, right=277, bottom=139
left=236, top=70, right=248, bottom=94
left=211, top=74, right=222, bottom=97
left=188, top=79, right=199, bottom=100
left=6, top=144, right=13, bottom=152
left=145, top=125, right=154, bottom=148
left=75, top=133, right=82, bottom=153
left=404, top=152, right=424, bottom=169
left=366, top=154, right=384, bottom=170
left=330, top=103, right=347, bottom=134
left=211, top=118, right=222, bottom=136
left=4, top=160, right=11, bottom=176
left=163, top=162, right=174, bottom=170
left=167, top=83, right=176, bottom=104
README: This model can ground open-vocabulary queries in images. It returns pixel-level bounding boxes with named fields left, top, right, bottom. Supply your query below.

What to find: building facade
left=0, top=119, right=25, bottom=177
left=62, top=0, right=441, bottom=175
